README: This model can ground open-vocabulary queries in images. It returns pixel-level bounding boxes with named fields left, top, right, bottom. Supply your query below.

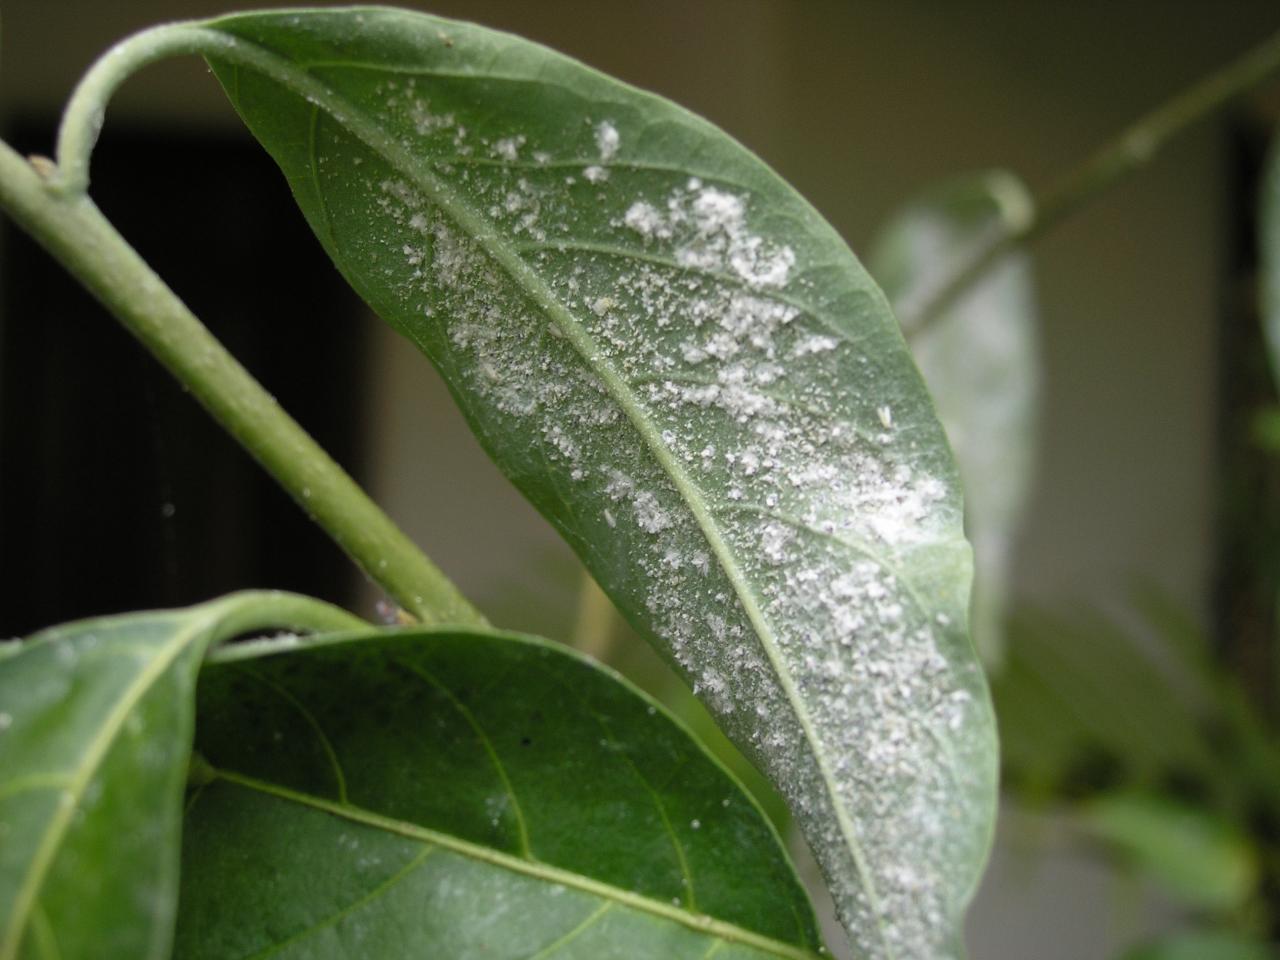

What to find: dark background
left=0, top=121, right=369, bottom=636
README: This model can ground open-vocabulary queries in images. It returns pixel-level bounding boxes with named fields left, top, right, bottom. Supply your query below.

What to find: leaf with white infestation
left=193, top=8, right=998, bottom=955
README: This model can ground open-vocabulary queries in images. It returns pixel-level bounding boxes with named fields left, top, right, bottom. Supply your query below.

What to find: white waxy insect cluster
left=366, top=86, right=989, bottom=959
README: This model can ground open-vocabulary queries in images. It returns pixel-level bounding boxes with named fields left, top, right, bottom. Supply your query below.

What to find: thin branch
left=901, top=25, right=1280, bottom=336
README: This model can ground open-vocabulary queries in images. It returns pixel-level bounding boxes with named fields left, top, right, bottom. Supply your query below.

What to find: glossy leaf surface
left=0, top=593, right=352, bottom=960
left=177, top=628, right=821, bottom=959
left=200, top=9, right=996, bottom=954
left=869, top=171, right=1039, bottom=666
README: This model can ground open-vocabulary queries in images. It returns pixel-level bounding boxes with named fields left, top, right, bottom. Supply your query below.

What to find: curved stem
left=52, top=22, right=218, bottom=195
left=902, top=25, right=1280, bottom=335
left=200, top=590, right=372, bottom=643
left=0, top=138, right=485, bottom=628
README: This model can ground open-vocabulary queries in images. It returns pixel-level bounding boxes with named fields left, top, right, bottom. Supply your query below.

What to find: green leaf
left=868, top=171, right=1039, bottom=667
left=0, top=592, right=363, bottom=960
left=1080, top=792, right=1257, bottom=912
left=1119, top=931, right=1277, bottom=960
left=197, top=10, right=997, bottom=956
left=176, top=628, right=822, bottom=959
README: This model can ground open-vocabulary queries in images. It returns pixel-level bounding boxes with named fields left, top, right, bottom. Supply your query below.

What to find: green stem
left=199, top=589, right=372, bottom=643
left=0, top=138, right=485, bottom=628
left=52, top=23, right=220, bottom=195
left=902, top=26, right=1280, bottom=335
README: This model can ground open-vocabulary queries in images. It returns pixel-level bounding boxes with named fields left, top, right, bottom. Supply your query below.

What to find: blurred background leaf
left=1079, top=792, right=1258, bottom=913
left=1118, top=930, right=1277, bottom=960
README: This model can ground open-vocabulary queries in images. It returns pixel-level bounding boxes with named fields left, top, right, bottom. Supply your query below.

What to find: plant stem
left=901, top=26, right=1280, bottom=335
left=200, top=590, right=372, bottom=642
left=52, top=23, right=219, bottom=196
left=0, top=138, right=486, bottom=628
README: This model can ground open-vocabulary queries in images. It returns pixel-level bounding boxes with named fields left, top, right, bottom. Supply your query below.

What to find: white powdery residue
left=595, top=187, right=977, bottom=954
left=680, top=341, right=710, bottom=364
left=715, top=365, right=779, bottom=423
left=691, top=187, right=743, bottom=231
left=862, top=471, right=948, bottom=546
left=407, top=99, right=455, bottom=136
left=595, top=120, right=620, bottom=161
left=374, top=168, right=794, bottom=751
left=498, top=178, right=545, bottom=241
left=583, top=165, right=609, bottom=183
left=668, top=186, right=796, bottom=289
left=378, top=150, right=975, bottom=958
left=730, top=237, right=796, bottom=288
left=668, top=292, right=797, bottom=374
left=604, top=469, right=634, bottom=501
left=493, top=135, right=526, bottom=161
left=542, top=423, right=579, bottom=464
left=719, top=293, right=798, bottom=358
left=760, top=522, right=794, bottom=565
left=633, top=490, right=673, bottom=533
left=430, top=221, right=473, bottom=289
left=733, top=448, right=762, bottom=476
left=613, top=184, right=794, bottom=294
left=623, top=200, right=670, bottom=240
left=737, top=517, right=982, bottom=958
left=752, top=362, right=784, bottom=386
left=791, top=334, right=839, bottom=358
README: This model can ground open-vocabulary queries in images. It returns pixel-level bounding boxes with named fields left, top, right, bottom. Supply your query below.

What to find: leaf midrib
left=210, top=766, right=817, bottom=960
left=200, top=22, right=893, bottom=954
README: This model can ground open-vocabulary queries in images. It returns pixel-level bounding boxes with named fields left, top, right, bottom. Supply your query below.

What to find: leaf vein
left=212, top=767, right=818, bottom=960
left=533, top=662, right=699, bottom=913
left=248, top=844, right=439, bottom=959
left=523, top=901, right=613, bottom=960
left=398, top=660, right=533, bottom=857
left=235, top=665, right=351, bottom=803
